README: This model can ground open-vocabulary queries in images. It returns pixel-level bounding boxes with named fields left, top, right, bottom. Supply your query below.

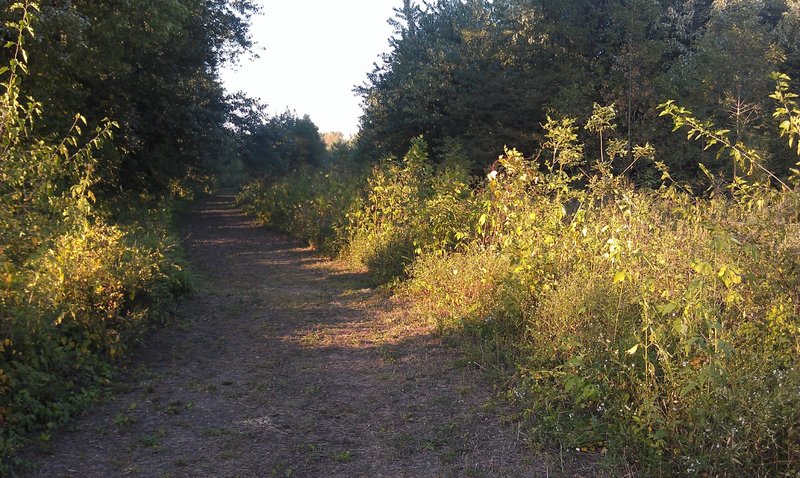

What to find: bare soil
left=18, top=192, right=595, bottom=477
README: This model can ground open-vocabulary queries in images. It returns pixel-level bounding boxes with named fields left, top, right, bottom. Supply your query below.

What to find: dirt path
left=18, top=192, right=573, bottom=477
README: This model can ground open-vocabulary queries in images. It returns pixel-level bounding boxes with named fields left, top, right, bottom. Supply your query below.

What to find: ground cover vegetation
left=239, top=0, right=800, bottom=474
left=0, top=0, right=295, bottom=469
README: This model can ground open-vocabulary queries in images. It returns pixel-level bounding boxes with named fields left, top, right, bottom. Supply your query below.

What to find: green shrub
left=0, top=4, right=190, bottom=466
left=405, top=124, right=800, bottom=475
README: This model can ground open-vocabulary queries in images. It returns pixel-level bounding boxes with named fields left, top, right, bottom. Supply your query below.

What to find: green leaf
left=657, top=302, right=678, bottom=315
left=698, top=163, right=714, bottom=181
left=680, top=380, right=698, bottom=397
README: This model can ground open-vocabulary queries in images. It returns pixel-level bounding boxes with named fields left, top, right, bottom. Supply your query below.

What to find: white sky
left=220, top=0, right=402, bottom=137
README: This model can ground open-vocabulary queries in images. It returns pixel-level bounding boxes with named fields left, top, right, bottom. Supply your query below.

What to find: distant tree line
left=227, top=95, right=326, bottom=178
left=356, top=0, right=800, bottom=184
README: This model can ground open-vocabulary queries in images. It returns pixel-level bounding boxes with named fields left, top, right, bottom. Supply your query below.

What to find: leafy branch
left=658, top=100, right=791, bottom=191
left=770, top=72, right=800, bottom=185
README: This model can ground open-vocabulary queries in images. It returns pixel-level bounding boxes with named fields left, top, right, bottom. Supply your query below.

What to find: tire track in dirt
left=18, top=192, right=586, bottom=477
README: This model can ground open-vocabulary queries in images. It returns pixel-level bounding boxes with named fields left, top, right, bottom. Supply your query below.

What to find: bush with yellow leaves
left=0, top=4, right=189, bottom=466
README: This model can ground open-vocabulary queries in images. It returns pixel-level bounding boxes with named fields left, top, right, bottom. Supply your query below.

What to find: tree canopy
left=0, top=0, right=324, bottom=192
left=357, top=0, right=800, bottom=183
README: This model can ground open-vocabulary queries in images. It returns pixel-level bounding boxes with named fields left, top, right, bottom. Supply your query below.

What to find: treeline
left=356, top=0, right=800, bottom=184
left=228, top=99, right=326, bottom=181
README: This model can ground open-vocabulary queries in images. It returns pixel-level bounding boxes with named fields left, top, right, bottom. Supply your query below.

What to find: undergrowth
left=0, top=4, right=191, bottom=469
left=239, top=86, right=800, bottom=477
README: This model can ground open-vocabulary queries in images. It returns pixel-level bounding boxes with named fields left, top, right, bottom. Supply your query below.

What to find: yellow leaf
left=691, top=260, right=713, bottom=276
left=626, top=344, right=639, bottom=355
left=613, top=271, right=627, bottom=284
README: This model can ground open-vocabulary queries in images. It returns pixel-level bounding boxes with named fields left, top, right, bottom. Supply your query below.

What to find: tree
left=1, top=0, right=259, bottom=191
left=356, top=0, right=800, bottom=182
left=357, top=0, right=547, bottom=170
left=231, top=105, right=325, bottom=176
left=667, top=0, right=796, bottom=178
